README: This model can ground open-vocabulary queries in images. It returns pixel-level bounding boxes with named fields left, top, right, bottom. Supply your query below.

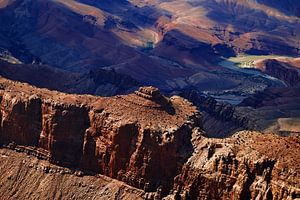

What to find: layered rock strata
left=0, top=77, right=299, bottom=199
left=166, top=131, right=300, bottom=200
left=0, top=77, right=201, bottom=195
left=180, top=90, right=249, bottom=137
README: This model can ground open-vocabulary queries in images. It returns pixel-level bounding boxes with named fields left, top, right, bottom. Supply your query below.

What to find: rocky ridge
left=166, top=131, right=300, bottom=200
left=0, top=60, right=139, bottom=96
left=255, top=59, right=300, bottom=87
left=180, top=90, right=250, bottom=137
left=0, top=77, right=299, bottom=199
left=0, top=77, right=201, bottom=196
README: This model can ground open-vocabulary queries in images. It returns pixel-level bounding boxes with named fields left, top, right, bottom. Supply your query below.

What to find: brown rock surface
left=167, top=131, right=300, bottom=200
left=0, top=148, right=145, bottom=200
left=0, top=77, right=299, bottom=199
left=0, top=77, right=201, bottom=194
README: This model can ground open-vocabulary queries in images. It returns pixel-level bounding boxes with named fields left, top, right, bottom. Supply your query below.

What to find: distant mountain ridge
left=0, top=0, right=299, bottom=91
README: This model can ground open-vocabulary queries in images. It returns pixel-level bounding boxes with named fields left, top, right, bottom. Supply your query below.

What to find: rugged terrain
left=0, top=77, right=299, bottom=199
left=236, top=58, right=300, bottom=135
left=0, top=148, right=146, bottom=200
left=167, top=131, right=300, bottom=199
left=0, top=77, right=201, bottom=196
left=1, top=0, right=300, bottom=138
left=0, top=60, right=139, bottom=96
left=0, top=0, right=300, bottom=199
left=1, top=0, right=300, bottom=91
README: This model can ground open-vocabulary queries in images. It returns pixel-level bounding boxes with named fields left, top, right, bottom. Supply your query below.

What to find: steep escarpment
left=0, top=78, right=299, bottom=199
left=0, top=78, right=201, bottom=195
left=166, top=131, right=300, bottom=200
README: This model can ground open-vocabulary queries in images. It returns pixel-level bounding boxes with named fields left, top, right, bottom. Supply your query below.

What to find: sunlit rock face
left=0, top=78, right=299, bottom=199
left=0, top=0, right=300, bottom=199
left=166, top=131, right=300, bottom=200
left=0, top=78, right=201, bottom=195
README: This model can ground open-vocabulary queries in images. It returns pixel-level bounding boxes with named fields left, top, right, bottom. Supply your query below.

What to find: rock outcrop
left=0, top=77, right=201, bottom=195
left=166, top=131, right=300, bottom=200
left=0, top=77, right=299, bottom=199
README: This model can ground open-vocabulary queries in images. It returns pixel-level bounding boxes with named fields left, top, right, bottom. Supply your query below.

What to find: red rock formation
left=0, top=77, right=299, bottom=199
left=167, top=131, right=300, bottom=200
left=0, top=78, right=201, bottom=195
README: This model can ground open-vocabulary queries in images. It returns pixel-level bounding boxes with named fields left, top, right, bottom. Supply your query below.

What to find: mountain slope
left=1, top=0, right=299, bottom=92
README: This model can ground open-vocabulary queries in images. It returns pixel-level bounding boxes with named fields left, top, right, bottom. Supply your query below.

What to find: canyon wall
left=0, top=78, right=201, bottom=195
left=263, top=60, right=300, bottom=87
left=180, top=90, right=250, bottom=137
left=166, top=131, right=300, bottom=200
left=0, top=77, right=299, bottom=199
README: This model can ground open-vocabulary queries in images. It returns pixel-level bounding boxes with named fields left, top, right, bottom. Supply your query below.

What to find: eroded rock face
left=166, top=131, right=300, bottom=200
left=180, top=90, right=249, bottom=137
left=0, top=79, right=201, bottom=195
left=0, top=78, right=299, bottom=199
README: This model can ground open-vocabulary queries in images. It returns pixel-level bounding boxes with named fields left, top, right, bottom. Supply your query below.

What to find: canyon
left=1, top=0, right=300, bottom=92
left=0, top=77, right=299, bottom=199
left=0, top=0, right=300, bottom=199
left=0, top=77, right=201, bottom=197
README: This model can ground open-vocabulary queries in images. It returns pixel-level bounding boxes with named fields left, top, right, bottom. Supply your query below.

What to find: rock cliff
left=0, top=77, right=299, bottom=199
left=259, top=59, right=300, bottom=87
left=0, top=77, right=201, bottom=195
left=166, top=131, right=300, bottom=200
left=180, top=90, right=249, bottom=137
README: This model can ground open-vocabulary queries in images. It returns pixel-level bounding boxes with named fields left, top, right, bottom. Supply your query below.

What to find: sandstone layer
left=0, top=77, right=201, bottom=195
left=0, top=77, right=299, bottom=199
left=166, top=131, right=300, bottom=200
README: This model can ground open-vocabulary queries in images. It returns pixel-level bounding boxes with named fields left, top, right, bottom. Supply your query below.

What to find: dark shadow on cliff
left=153, top=29, right=235, bottom=67
left=179, top=90, right=247, bottom=138
left=256, top=0, right=300, bottom=18
left=0, top=60, right=140, bottom=96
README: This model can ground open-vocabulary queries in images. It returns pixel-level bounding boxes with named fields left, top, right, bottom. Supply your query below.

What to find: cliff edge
left=0, top=77, right=201, bottom=195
